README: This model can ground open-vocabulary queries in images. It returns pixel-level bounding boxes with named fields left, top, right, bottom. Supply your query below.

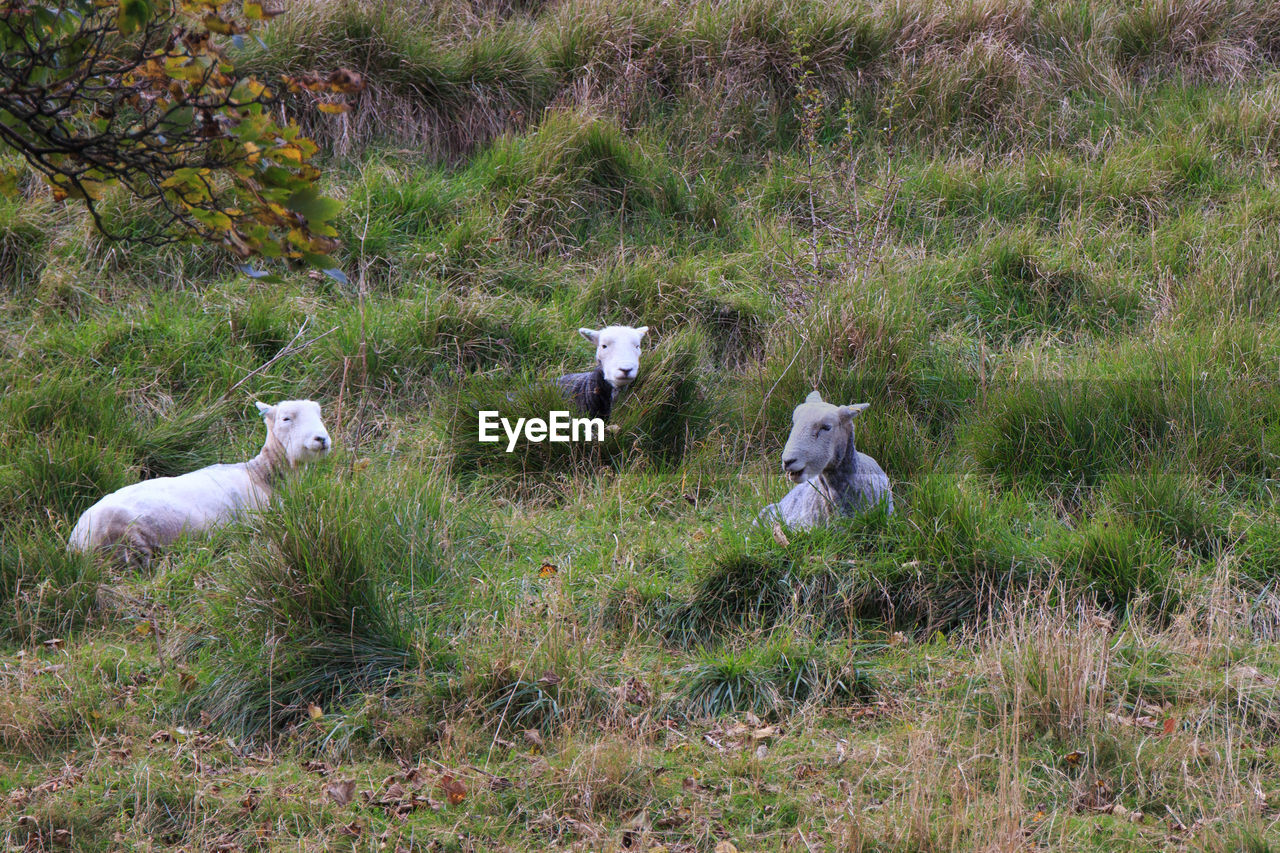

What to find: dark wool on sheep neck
left=557, top=366, right=614, bottom=420
left=826, top=429, right=864, bottom=514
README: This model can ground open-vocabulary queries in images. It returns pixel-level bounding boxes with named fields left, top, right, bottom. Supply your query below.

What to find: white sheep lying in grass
left=557, top=325, right=649, bottom=420
left=68, top=400, right=331, bottom=567
left=757, top=391, right=893, bottom=530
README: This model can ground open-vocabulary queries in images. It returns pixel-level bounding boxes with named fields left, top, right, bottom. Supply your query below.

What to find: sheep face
left=256, top=400, right=331, bottom=468
left=579, top=325, right=649, bottom=388
left=780, top=391, right=869, bottom=484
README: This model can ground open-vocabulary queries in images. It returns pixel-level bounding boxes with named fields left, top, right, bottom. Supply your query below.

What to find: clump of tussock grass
left=967, top=229, right=1116, bottom=342
left=661, top=476, right=1042, bottom=640
left=0, top=191, right=52, bottom=295
left=1232, top=516, right=1280, bottom=587
left=293, top=289, right=568, bottom=412
left=223, top=0, right=1280, bottom=160
left=417, top=290, right=567, bottom=373
left=544, top=735, right=658, bottom=819
left=0, top=376, right=249, bottom=521
left=670, top=634, right=875, bottom=719
left=1100, top=468, right=1225, bottom=558
left=1113, top=0, right=1280, bottom=82
left=238, top=0, right=554, bottom=157
left=967, top=334, right=1280, bottom=489
left=1057, top=514, right=1179, bottom=614
left=745, top=277, right=926, bottom=428
left=131, top=401, right=236, bottom=480
left=331, top=156, right=476, bottom=292
left=190, top=474, right=449, bottom=739
left=3, top=430, right=135, bottom=522
left=451, top=585, right=625, bottom=737
left=889, top=30, right=1052, bottom=143
left=471, top=649, right=617, bottom=736
left=469, top=111, right=692, bottom=254
left=980, top=593, right=1112, bottom=741
left=661, top=548, right=817, bottom=642
left=579, top=251, right=771, bottom=363
left=863, top=475, right=1042, bottom=628
left=0, top=522, right=101, bottom=643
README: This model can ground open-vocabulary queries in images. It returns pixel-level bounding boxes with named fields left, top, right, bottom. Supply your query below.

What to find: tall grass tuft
left=1058, top=515, right=1177, bottom=614
left=471, top=111, right=691, bottom=253
left=0, top=522, right=101, bottom=643
left=671, top=635, right=875, bottom=719
left=191, top=474, right=449, bottom=738
left=1100, top=468, right=1225, bottom=558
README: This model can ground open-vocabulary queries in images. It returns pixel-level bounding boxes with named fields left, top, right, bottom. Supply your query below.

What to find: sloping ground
left=3, top=0, right=1280, bottom=849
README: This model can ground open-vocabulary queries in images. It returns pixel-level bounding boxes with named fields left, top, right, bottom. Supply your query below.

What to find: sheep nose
left=312, top=435, right=330, bottom=450
left=618, top=366, right=634, bottom=377
left=782, top=457, right=800, bottom=471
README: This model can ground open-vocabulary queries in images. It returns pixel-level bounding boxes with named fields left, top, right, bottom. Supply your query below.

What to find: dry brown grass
left=247, top=0, right=1280, bottom=155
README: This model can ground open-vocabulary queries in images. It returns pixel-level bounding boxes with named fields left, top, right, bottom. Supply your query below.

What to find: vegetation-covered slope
left=3, top=0, right=1280, bottom=849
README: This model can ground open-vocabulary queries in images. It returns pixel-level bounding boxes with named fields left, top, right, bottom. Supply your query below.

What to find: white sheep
left=68, top=400, right=331, bottom=567
left=757, top=391, right=893, bottom=530
left=556, top=325, right=649, bottom=419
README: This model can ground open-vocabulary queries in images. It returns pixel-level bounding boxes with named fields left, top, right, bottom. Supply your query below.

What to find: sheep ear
left=635, top=326, right=649, bottom=339
left=804, top=390, right=824, bottom=404
left=255, top=401, right=274, bottom=418
left=838, top=403, right=870, bottom=422
left=578, top=328, right=600, bottom=344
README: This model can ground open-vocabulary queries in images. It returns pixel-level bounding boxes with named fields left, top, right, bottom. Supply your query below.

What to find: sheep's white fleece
left=68, top=400, right=330, bottom=566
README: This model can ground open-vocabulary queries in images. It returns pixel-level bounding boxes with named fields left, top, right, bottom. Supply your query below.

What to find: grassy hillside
left=4, top=0, right=1280, bottom=849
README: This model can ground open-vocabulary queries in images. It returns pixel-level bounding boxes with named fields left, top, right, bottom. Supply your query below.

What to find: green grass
left=5, top=0, right=1280, bottom=848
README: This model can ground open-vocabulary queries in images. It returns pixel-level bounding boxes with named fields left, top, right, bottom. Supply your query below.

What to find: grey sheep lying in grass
left=757, top=391, right=893, bottom=530
left=68, top=400, right=331, bottom=568
left=556, top=325, right=648, bottom=419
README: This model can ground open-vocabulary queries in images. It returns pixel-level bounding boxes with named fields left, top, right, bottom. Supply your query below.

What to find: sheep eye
left=282, top=416, right=291, bottom=422
left=820, top=424, right=830, bottom=431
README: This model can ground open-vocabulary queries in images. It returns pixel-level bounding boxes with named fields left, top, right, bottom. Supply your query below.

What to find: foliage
left=0, top=0, right=358, bottom=273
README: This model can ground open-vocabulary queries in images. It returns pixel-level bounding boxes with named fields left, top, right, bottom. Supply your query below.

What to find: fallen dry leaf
left=439, top=773, right=466, bottom=806
left=714, top=842, right=740, bottom=853
left=307, top=703, right=324, bottom=721
left=239, top=788, right=261, bottom=812
left=523, top=729, right=545, bottom=750
left=325, top=779, right=356, bottom=806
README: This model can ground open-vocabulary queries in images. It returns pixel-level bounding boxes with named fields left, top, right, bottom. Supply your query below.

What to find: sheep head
left=256, top=400, right=331, bottom=469
left=780, top=391, right=869, bottom=484
left=578, top=325, right=648, bottom=388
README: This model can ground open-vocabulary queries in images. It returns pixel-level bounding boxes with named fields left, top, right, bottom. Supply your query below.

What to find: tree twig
left=225, top=321, right=338, bottom=397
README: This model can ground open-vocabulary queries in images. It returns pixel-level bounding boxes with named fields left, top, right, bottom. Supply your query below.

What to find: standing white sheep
left=68, top=400, right=331, bottom=567
left=556, top=325, right=649, bottom=420
left=757, top=391, right=893, bottom=530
